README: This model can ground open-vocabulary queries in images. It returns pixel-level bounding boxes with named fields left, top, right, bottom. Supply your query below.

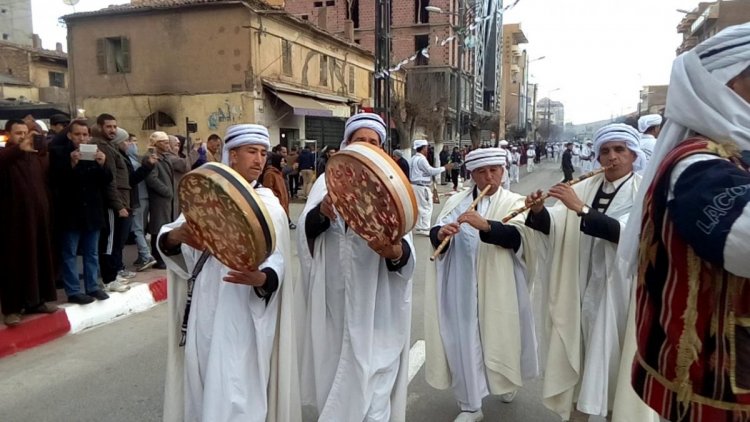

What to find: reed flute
left=429, top=184, right=493, bottom=261
left=500, top=165, right=611, bottom=223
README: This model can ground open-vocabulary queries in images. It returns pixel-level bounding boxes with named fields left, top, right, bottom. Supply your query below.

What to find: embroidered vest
left=633, top=138, right=750, bottom=421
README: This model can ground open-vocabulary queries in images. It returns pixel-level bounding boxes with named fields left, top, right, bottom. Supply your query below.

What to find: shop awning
left=271, top=91, right=333, bottom=117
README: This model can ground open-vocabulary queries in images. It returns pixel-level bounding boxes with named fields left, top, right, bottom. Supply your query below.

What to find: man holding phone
left=0, top=120, right=58, bottom=326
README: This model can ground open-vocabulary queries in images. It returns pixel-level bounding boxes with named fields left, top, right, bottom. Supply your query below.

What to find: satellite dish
left=62, top=0, right=79, bottom=6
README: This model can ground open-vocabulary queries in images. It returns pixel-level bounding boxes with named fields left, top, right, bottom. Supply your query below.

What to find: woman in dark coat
left=262, top=152, right=295, bottom=229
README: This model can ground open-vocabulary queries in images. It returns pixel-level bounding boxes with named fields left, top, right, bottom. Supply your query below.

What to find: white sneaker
left=500, top=390, right=517, bottom=403
left=117, top=270, right=137, bottom=279
left=453, top=410, right=483, bottom=422
left=106, top=279, right=131, bottom=293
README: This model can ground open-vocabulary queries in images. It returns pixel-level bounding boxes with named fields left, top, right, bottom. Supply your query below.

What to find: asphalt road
left=0, top=159, right=566, bottom=422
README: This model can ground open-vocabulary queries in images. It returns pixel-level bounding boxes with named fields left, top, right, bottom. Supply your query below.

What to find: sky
left=32, top=0, right=703, bottom=123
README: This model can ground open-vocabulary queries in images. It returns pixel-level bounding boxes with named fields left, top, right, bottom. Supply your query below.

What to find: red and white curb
left=0, top=277, right=167, bottom=358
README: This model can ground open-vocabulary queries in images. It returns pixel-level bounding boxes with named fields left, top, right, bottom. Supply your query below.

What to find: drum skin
left=326, top=142, right=417, bottom=244
left=178, top=162, right=275, bottom=272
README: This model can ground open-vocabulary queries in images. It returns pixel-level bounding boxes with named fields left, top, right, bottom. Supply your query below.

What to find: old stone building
left=0, top=38, right=69, bottom=104
left=63, top=0, right=379, bottom=149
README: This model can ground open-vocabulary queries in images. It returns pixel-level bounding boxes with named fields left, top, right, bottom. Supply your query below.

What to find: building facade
left=500, top=23, right=528, bottom=139
left=534, top=97, right=564, bottom=141
left=0, top=0, right=33, bottom=46
left=64, top=0, right=378, bottom=150
left=0, top=39, right=69, bottom=104
left=676, top=0, right=750, bottom=55
left=638, top=84, right=667, bottom=116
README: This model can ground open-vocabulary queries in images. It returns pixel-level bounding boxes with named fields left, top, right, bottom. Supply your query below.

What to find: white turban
left=465, top=147, right=507, bottom=172
left=341, top=112, right=387, bottom=149
left=621, top=22, right=750, bottom=280
left=592, top=123, right=646, bottom=172
left=637, top=114, right=663, bottom=133
left=222, top=124, right=270, bottom=165
left=499, top=140, right=509, bottom=146
left=413, top=139, right=428, bottom=150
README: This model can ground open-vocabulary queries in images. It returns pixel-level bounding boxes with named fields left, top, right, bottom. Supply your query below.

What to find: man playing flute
left=524, top=123, right=645, bottom=421
left=424, top=147, right=543, bottom=422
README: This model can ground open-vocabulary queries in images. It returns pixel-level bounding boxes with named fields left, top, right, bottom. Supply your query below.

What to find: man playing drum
left=424, top=148, right=542, bottom=422
left=297, top=113, right=416, bottom=422
left=158, top=124, right=299, bottom=422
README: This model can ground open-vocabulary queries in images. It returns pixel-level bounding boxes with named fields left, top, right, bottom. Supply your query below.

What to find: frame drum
left=325, top=142, right=417, bottom=244
left=178, top=162, right=275, bottom=272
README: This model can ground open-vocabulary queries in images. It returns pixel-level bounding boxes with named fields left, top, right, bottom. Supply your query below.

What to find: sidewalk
left=0, top=244, right=167, bottom=358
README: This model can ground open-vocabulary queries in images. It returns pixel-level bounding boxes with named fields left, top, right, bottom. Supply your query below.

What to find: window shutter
left=120, top=37, right=131, bottom=73
left=96, top=38, right=107, bottom=74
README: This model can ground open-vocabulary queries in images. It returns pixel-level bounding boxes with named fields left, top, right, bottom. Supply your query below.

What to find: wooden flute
left=429, top=184, right=493, bottom=261
left=500, top=165, right=611, bottom=223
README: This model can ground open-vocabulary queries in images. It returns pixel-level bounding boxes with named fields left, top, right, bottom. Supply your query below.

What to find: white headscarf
left=637, top=114, right=663, bottom=133
left=464, top=147, right=507, bottom=171
left=592, top=123, right=646, bottom=172
left=221, top=124, right=270, bottom=165
left=621, top=22, right=750, bottom=277
left=340, top=113, right=387, bottom=149
left=413, top=139, right=428, bottom=150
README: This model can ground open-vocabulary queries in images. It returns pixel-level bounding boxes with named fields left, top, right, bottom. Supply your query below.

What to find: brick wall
left=0, top=44, right=31, bottom=81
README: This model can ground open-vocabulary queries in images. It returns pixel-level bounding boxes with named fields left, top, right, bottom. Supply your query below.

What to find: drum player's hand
left=321, top=194, right=337, bottom=220
left=525, top=189, right=545, bottom=214
left=437, top=222, right=461, bottom=241
left=457, top=210, right=491, bottom=232
left=368, top=238, right=403, bottom=261
left=548, top=183, right=585, bottom=214
left=168, top=224, right=204, bottom=251
left=224, top=269, right=266, bottom=287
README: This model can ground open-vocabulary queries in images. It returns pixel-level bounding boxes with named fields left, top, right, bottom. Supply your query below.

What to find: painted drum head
left=179, top=162, right=275, bottom=272
left=326, top=142, right=417, bottom=244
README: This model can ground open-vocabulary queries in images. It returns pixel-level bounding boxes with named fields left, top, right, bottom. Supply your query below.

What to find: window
left=326, top=0, right=335, bottom=5
left=96, top=36, right=131, bottom=74
left=282, top=39, right=292, bottom=76
left=349, top=67, right=355, bottom=93
left=314, top=1, right=323, bottom=6
left=320, top=55, right=329, bottom=86
left=414, top=35, right=429, bottom=65
left=301, top=14, right=309, bottom=20
left=415, top=0, right=430, bottom=24
left=2, top=33, right=8, bottom=40
left=48, top=71, right=65, bottom=88
left=346, top=0, right=360, bottom=28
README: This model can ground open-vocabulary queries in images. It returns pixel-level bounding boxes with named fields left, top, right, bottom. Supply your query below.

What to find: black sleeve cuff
left=385, top=239, right=411, bottom=272
left=254, top=267, right=279, bottom=304
left=305, top=203, right=331, bottom=255
left=158, top=231, right=182, bottom=256
left=429, top=226, right=446, bottom=250
left=580, top=208, right=620, bottom=243
left=479, top=221, right=522, bottom=251
left=525, top=208, right=551, bottom=235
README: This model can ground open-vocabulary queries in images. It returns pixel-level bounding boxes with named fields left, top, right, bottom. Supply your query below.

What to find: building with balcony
left=500, top=23, right=528, bottom=139
left=638, top=84, right=667, bottom=116
left=0, top=39, right=69, bottom=105
left=283, top=0, right=502, bottom=142
left=676, top=0, right=750, bottom=55
left=63, top=0, right=379, bottom=149
left=0, top=0, right=33, bottom=46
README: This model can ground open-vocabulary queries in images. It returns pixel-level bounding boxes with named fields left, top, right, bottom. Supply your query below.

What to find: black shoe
left=68, top=294, right=95, bottom=305
left=153, top=262, right=167, bottom=270
left=88, top=290, right=110, bottom=301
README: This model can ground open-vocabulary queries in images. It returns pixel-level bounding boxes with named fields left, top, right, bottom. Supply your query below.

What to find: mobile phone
left=33, top=134, right=45, bottom=151
left=147, top=146, right=155, bottom=155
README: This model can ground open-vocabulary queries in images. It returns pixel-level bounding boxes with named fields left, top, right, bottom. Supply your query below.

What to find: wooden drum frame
left=325, top=142, right=417, bottom=244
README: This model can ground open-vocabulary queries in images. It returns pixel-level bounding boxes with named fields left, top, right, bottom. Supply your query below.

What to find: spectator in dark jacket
left=392, top=149, right=410, bottom=179
left=298, top=145, right=316, bottom=198
left=48, top=120, right=112, bottom=304
left=449, top=147, right=462, bottom=190
left=145, top=131, right=176, bottom=269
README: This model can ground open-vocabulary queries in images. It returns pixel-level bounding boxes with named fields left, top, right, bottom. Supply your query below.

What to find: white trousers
left=413, top=185, right=432, bottom=232
left=527, top=160, right=535, bottom=173
left=509, top=165, right=519, bottom=183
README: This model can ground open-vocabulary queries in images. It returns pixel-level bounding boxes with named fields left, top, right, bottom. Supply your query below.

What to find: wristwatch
left=577, top=205, right=590, bottom=217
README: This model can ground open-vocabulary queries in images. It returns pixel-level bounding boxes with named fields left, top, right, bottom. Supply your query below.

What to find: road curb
left=0, top=277, right=167, bottom=359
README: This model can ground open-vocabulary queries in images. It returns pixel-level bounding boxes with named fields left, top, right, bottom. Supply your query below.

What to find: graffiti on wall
left=208, top=101, right=243, bottom=130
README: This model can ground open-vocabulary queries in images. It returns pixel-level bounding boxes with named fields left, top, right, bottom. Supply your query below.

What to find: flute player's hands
left=525, top=189, right=545, bottom=214
left=457, top=210, right=490, bottom=232
left=437, top=222, right=461, bottom=242
left=548, top=183, right=586, bottom=214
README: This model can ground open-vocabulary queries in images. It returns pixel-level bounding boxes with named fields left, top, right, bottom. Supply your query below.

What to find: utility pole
left=374, top=0, right=391, bottom=151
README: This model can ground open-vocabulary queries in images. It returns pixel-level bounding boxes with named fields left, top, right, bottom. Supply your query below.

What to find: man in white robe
left=410, top=139, right=452, bottom=235
left=636, top=114, right=662, bottom=166
left=526, top=145, right=536, bottom=173
left=523, top=124, right=645, bottom=421
left=297, top=113, right=416, bottom=422
left=509, top=146, right=521, bottom=184
left=425, top=148, right=541, bottom=422
left=159, top=124, right=300, bottom=422
left=580, top=140, right=594, bottom=173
